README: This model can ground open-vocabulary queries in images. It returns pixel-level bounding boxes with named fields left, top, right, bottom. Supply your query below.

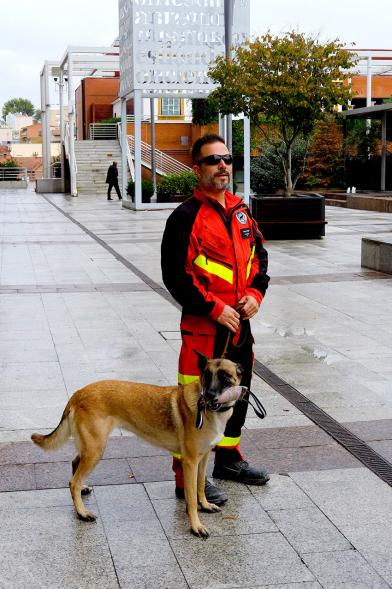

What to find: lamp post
left=224, top=0, right=234, bottom=192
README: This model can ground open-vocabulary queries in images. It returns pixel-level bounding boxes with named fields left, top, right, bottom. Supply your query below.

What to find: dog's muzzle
left=195, top=386, right=267, bottom=430
left=196, top=386, right=246, bottom=429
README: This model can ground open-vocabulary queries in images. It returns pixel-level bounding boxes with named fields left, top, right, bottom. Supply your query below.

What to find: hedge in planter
left=156, top=171, right=198, bottom=203
left=126, top=179, right=155, bottom=203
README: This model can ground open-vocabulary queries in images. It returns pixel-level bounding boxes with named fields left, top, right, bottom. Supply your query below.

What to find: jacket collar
left=193, top=188, right=244, bottom=214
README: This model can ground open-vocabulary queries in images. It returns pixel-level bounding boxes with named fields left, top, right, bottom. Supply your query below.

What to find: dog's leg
left=70, top=449, right=102, bottom=521
left=72, top=455, right=92, bottom=496
left=198, top=452, right=221, bottom=514
left=182, top=456, right=209, bottom=538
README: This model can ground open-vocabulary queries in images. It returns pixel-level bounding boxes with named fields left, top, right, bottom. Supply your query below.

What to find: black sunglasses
left=197, top=154, right=233, bottom=166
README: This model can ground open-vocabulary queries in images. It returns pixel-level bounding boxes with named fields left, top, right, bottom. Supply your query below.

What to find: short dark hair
left=191, top=134, right=226, bottom=164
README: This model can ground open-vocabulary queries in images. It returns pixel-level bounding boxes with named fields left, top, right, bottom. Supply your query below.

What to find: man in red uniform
left=161, top=134, right=270, bottom=505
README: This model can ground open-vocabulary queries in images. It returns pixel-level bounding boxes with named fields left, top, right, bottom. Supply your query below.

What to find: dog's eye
left=218, top=369, right=232, bottom=385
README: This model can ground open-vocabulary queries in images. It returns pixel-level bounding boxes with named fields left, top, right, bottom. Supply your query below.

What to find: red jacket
left=161, top=189, right=269, bottom=334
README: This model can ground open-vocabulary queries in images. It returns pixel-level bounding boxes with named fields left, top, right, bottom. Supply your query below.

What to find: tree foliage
left=208, top=31, right=357, bottom=195
left=251, top=138, right=308, bottom=193
left=2, top=97, right=35, bottom=119
left=191, top=97, right=219, bottom=126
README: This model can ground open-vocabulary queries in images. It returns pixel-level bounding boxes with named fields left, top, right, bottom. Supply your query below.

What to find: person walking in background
left=161, top=133, right=270, bottom=506
left=105, top=161, right=122, bottom=201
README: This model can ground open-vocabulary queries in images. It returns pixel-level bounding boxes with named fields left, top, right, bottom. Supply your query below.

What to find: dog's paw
left=81, top=485, right=93, bottom=496
left=77, top=511, right=96, bottom=522
left=191, top=524, right=210, bottom=539
left=200, top=502, right=221, bottom=514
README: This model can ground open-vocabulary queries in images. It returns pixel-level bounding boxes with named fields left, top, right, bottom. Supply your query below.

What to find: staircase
left=127, top=136, right=191, bottom=176
left=74, top=136, right=192, bottom=197
left=74, top=140, right=125, bottom=196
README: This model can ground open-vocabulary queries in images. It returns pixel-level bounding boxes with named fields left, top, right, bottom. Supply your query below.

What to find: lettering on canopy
left=119, top=0, right=249, bottom=96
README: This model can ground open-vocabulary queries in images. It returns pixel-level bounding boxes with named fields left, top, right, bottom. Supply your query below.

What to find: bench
left=361, top=236, right=392, bottom=274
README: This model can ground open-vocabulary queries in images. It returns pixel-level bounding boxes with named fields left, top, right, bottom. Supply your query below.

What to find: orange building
left=75, top=76, right=217, bottom=167
left=20, top=122, right=42, bottom=143
left=76, top=77, right=120, bottom=139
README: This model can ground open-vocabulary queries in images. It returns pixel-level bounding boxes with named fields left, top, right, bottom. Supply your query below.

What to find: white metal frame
left=119, top=0, right=250, bottom=211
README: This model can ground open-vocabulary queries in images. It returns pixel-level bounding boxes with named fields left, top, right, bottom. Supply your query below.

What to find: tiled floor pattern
left=1, top=187, right=392, bottom=587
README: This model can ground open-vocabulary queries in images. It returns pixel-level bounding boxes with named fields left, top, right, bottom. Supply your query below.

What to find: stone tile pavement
left=1, top=186, right=392, bottom=588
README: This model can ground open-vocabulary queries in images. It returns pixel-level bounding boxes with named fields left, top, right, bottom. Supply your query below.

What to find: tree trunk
left=284, top=144, right=293, bottom=196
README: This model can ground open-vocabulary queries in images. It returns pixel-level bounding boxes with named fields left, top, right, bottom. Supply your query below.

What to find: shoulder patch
left=236, top=211, right=247, bottom=225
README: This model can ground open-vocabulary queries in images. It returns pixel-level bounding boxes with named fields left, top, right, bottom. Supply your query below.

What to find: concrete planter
left=0, top=180, right=28, bottom=189
left=250, top=193, right=327, bottom=239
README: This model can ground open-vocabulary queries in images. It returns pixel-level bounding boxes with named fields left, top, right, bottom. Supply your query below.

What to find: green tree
left=191, top=97, right=219, bottom=126
left=2, top=97, right=35, bottom=119
left=208, top=31, right=357, bottom=195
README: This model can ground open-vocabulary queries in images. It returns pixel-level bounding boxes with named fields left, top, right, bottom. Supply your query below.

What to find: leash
left=220, top=302, right=246, bottom=359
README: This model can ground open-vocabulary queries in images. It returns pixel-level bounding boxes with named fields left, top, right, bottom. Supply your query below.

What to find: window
left=160, top=97, right=181, bottom=117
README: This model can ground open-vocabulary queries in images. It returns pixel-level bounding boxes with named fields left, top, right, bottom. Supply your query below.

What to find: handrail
left=89, top=123, right=118, bottom=140
left=127, top=135, right=191, bottom=176
left=0, top=167, right=28, bottom=181
left=117, top=123, right=135, bottom=181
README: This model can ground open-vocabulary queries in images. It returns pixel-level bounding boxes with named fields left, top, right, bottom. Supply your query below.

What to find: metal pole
left=366, top=56, right=372, bottom=147
left=224, top=0, right=234, bottom=155
left=218, top=113, right=225, bottom=139
left=224, top=0, right=234, bottom=191
left=243, top=116, right=250, bottom=205
left=381, top=111, right=387, bottom=191
left=67, top=54, right=77, bottom=196
left=44, top=64, right=51, bottom=177
left=366, top=57, right=372, bottom=107
left=134, top=90, right=142, bottom=209
left=150, top=97, right=157, bottom=196
left=40, top=71, right=48, bottom=179
left=59, top=69, right=65, bottom=191
left=121, top=97, right=128, bottom=202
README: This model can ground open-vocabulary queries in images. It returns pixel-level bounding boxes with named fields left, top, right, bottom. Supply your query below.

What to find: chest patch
left=240, top=228, right=251, bottom=239
left=236, top=211, right=247, bottom=225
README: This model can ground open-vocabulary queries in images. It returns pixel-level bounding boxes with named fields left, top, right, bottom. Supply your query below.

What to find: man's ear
left=192, top=164, right=201, bottom=181
left=194, top=350, right=209, bottom=373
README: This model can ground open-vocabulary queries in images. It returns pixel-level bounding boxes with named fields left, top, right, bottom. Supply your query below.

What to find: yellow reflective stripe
left=215, top=436, right=241, bottom=447
left=178, top=373, right=200, bottom=385
left=172, top=452, right=182, bottom=459
left=246, top=245, right=256, bottom=279
left=194, top=254, right=233, bottom=284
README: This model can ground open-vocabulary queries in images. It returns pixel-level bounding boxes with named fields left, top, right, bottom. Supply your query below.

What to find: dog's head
left=195, top=352, right=243, bottom=406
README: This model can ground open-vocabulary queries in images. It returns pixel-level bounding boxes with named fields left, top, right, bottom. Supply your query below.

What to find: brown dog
left=31, top=354, right=243, bottom=538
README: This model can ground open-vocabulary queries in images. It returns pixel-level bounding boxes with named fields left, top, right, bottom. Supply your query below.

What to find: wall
left=352, top=75, right=392, bottom=100
left=75, top=77, right=120, bottom=139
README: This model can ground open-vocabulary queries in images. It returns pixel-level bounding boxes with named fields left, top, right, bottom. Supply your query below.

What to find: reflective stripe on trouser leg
left=215, top=436, right=241, bottom=449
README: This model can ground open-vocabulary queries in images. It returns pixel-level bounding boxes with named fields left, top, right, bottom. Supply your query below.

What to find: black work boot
left=213, top=447, right=270, bottom=486
left=175, top=480, right=227, bottom=506
left=173, top=457, right=227, bottom=505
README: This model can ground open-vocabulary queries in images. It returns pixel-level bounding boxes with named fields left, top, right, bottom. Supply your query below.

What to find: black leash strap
left=243, top=388, right=267, bottom=420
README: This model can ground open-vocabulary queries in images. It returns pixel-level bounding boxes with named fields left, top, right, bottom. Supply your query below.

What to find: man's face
left=193, top=141, right=232, bottom=193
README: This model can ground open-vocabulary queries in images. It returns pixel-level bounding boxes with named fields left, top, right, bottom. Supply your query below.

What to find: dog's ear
left=194, top=350, right=209, bottom=373
left=236, top=363, right=244, bottom=377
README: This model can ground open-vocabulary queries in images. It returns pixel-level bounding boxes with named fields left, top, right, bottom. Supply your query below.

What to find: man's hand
left=217, top=305, right=240, bottom=333
left=238, top=295, right=259, bottom=320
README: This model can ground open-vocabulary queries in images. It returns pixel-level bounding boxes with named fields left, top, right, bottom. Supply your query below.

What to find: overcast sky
left=1, top=0, right=391, bottom=114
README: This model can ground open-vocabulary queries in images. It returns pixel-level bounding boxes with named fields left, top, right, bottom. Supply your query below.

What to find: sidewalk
left=1, top=185, right=392, bottom=588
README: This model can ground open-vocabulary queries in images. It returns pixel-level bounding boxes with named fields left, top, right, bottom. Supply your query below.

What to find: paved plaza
left=1, top=185, right=392, bottom=588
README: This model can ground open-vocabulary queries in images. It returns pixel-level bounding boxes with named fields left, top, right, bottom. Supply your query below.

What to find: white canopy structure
left=40, top=46, right=120, bottom=194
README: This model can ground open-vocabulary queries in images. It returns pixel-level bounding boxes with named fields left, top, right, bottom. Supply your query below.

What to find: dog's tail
left=31, top=403, right=71, bottom=451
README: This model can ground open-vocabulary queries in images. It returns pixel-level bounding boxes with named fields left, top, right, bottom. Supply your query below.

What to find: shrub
left=126, top=179, right=155, bottom=203
left=0, top=158, right=20, bottom=181
left=250, top=139, right=308, bottom=194
left=157, top=170, right=198, bottom=202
